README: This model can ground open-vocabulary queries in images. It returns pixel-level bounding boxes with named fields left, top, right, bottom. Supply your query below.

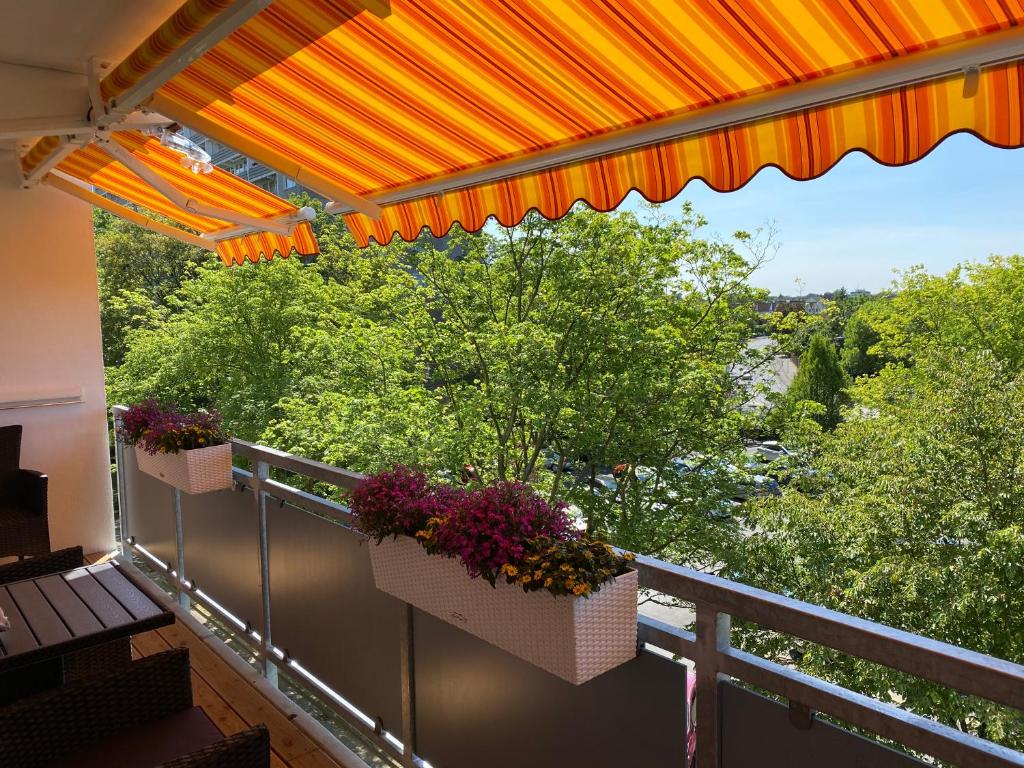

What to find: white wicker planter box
left=134, top=443, right=233, bottom=495
left=369, top=536, right=638, bottom=684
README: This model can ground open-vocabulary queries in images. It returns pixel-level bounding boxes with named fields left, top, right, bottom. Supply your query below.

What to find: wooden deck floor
left=129, top=621, right=348, bottom=768
left=85, top=554, right=354, bottom=768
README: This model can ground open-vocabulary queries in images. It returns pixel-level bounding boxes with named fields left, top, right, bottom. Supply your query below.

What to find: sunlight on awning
left=21, top=1, right=1024, bottom=258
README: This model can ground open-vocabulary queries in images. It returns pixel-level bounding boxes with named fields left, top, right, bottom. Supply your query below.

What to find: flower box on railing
left=134, top=443, right=233, bottom=495
left=119, top=400, right=233, bottom=495
left=369, top=535, right=638, bottom=685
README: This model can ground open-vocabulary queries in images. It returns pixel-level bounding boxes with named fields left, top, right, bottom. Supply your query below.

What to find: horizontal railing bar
left=233, top=466, right=358, bottom=527
left=232, top=439, right=364, bottom=491
left=260, top=477, right=358, bottom=527
left=634, top=555, right=1024, bottom=713
left=720, top=648, right=1024, bottom=768
left=637, top=614, right=697, bottom=656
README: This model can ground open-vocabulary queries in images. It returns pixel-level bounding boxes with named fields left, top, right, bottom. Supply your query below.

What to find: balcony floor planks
left=131, top=622, right=345, bottom=768
left=85, top=555, right=346, bottom=768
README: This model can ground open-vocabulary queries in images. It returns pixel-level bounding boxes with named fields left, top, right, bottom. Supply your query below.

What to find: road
left=743, top=336, right=798, bottom=408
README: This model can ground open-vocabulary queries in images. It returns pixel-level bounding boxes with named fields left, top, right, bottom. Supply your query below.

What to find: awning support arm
left=147, top=94, right=384, bottom=222
left=45, top=170, right=213, bottom=251
left=98, top=137, right=312, bottom=236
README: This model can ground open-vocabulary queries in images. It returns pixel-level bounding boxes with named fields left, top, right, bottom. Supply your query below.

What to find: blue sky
left=620, top=133, right=1024, bottom=295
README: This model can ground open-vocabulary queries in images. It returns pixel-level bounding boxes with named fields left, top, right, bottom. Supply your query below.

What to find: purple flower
left=351, top=466, right=463, bottom=543
left=118, top=401, right=226, bottom=454
left=431, top=481, right=576, bottom=584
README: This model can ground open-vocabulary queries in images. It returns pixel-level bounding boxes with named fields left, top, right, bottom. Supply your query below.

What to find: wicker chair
left=0, top=545, right=82, bottom=585
left=0, top=648, right=270, bottom=768
left=0, top=425, right=50, bottom=559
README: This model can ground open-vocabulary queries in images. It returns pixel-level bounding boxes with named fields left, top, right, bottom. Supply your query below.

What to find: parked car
left=593, top=473, right=618, bottom=495
left=745, top=440, right=793, bottom=462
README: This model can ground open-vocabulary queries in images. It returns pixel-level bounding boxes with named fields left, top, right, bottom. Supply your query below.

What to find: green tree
left=94, top=209, right=217, bottom=366
left=739, top=255, right=1024, bottom=751
left=840, top=310, right=885, bottom=379
left=386, top=205, right=768, bottom=563
left=740, top=348, right=1024, bottom=748
left=866, top=256, right=1024, bottom=371
left=105, top=218, right=464, bottom=472
left=110, top=203, right=767, bottom=568
left=787, top=333, right=849, bottom=429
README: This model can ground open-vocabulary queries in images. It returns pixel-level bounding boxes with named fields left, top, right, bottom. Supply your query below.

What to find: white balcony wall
left=0, top=174, right=113, bottom=554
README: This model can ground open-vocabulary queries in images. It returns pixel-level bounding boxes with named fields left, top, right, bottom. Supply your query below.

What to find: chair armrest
left=16, top=469, right=47, bottom=515
left=0, top=649, right=193, bottom=768
left=159, top=726, right=271, bottom=768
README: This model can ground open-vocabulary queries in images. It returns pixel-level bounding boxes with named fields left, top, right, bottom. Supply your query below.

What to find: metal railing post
left=173, top=488, right=190, bottom=610
left=112, top=408, right=130, bottom=549
left=399, top=603, right=417, bottom=768
left=253, top=459, right=277, bottom=685
left=695, top=601, right=731, bottom=768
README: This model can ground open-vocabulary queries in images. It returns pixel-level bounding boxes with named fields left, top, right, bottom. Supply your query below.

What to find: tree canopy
left=108, top=203, right=769, bottom=566
left=739, top=255, right=1024, bottom=749
left=787, top=332, right=849, bottom=430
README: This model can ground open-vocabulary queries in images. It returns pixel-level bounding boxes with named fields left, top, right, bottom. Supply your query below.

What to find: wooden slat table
left=0, top=562, right=173, bottom=685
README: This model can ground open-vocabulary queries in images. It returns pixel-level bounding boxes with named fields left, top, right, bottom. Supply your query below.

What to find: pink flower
left=432, top=481, right=576, bottom=584
left=352, top=466, right=463, bottom=543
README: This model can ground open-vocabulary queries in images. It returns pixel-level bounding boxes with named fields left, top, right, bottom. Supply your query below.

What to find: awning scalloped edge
left=342, top=61, right=1024, bottom=247
left=215, top=222, right=319, bottom=266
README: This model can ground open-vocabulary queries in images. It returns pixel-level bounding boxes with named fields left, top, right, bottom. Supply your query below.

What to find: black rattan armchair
left=0, top=648, right=270, bottom=768
left=0, top=545, right=82, bottom=585
left=0, top=425, right=50, bottom=559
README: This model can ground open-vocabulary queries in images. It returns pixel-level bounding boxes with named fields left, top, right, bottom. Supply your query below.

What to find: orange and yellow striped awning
left=51, top=131, right=318, bottom=265
left=135, top=0, right=1024, bottom=249
left=31, top=1, right=1024, bottom=254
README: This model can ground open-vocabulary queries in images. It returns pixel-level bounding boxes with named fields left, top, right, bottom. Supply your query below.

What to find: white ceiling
left=0, top=0, right=182, bottom=151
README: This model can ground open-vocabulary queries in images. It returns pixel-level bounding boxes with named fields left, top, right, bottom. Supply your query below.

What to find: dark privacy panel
left=122, top=447, right=261, bottom=627
left=413, top=609, right=688, bottom=768
left=179, top=481, right=261, bottom=627
left=721, top=682, right=926, bottom=768
left=266, top=501, right=405, bottom=733
left=121, top=444, right=176, bottom=566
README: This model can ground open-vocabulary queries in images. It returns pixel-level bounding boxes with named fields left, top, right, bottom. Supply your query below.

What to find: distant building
left=181, top=128, right=316, bottom=201
left=754, top=294, right=828, bottom=315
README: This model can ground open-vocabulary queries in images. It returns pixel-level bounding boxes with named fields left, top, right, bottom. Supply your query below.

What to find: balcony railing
left=111, top=407, right=1024, bottom=768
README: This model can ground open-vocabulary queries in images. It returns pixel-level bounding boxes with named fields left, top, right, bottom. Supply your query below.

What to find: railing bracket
left=789, top=700, right=814, bottom=730
left=374, top=716, right=385, bottom=736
